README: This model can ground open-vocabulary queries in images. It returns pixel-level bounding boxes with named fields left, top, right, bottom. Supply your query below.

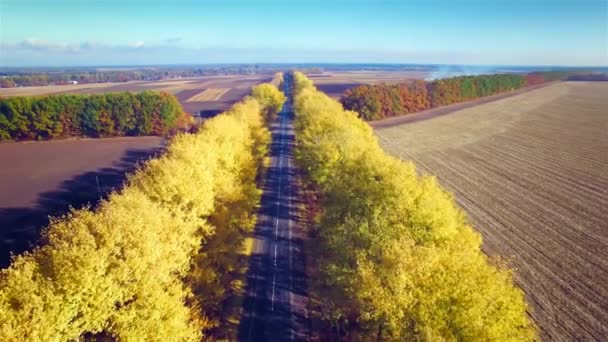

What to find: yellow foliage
left=0, top=82, right=285, bottom=340
left=293, top=72, right=535, bottom=341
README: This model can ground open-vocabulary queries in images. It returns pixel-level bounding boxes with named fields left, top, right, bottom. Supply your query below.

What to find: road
left=239, top=73, right=309, bottom=341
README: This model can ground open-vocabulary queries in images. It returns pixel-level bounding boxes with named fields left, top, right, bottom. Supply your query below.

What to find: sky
left=0, top=0, right=606, bottom=67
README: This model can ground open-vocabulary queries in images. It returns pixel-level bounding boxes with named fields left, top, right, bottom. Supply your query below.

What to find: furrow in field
left=376, top=82, right=608, bottom=340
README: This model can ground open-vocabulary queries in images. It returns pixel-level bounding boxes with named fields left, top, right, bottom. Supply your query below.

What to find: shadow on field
left=0, top=147, right=162, bottom=268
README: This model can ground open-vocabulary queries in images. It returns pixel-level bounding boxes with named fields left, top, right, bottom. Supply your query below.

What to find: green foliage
left=293, top=72, right=536, bottom=340
left=0, top=83, right=285, bottom=340
left=0, top=91, right=187, bottom=141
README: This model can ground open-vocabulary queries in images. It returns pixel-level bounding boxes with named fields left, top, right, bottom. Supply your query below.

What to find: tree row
left=0, top=91, right=192, bottom=141
left=292, top=72, right=535, bottom=340
left=0, top=81, right=286, bottom=341
left=341, top=72, right=563, bottom=120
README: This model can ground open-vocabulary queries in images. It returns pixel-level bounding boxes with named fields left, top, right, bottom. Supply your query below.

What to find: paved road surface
left=238, top=73, right=309, bottom=341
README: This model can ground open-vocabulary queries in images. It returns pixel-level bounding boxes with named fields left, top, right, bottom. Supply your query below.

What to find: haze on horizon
left=0, top=0, right=606, bottom=67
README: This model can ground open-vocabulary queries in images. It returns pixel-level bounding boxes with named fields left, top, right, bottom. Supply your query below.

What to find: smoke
left=425, top=65, right=502, bottom=81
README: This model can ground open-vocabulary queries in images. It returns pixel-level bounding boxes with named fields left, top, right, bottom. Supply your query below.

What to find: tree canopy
left=293, top=71, right=536, bottom=340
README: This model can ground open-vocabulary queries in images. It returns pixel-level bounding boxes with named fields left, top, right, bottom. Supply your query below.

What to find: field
left=307, top=71, right=429, bottom=99
left=0, top=137, right=164, bottom=268
left=185, top=88, right=231, bottom=102
left=0, top=74, right=271, bottom=116
left=374, top=81, right=608, bottom=340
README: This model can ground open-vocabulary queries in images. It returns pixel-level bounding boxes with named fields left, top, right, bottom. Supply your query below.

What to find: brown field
left=307, top=71, right=429, bottom=99
left=374, top=81, right=608, bottom=340
left=185, top=88, right=231, bottom=102
left=0, top=137, right=164, bottom=268
left=0, top=74, right=271, bottom=115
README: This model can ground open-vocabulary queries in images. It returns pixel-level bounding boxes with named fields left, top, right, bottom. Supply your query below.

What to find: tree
left=0, top=78, right=285, bottom=340
left=293, top=72, right=536, bottom=340
left=0, top=79, right=16, bottom=88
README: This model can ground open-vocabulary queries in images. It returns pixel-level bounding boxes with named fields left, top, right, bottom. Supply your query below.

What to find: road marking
left=271, top=85, right=287, bottom=311
left=271, top=270, right=276, bottom=312
left=249, top=77, right=296, bottom=337
left=288, top=156, right=295, bottom=341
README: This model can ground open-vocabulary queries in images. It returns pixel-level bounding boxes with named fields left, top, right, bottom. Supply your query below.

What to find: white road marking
left=271, top=86, right=287, bottom=310
left=271, top=270, right=276, bottom=312
left=249, top=78, right=297, bottom=337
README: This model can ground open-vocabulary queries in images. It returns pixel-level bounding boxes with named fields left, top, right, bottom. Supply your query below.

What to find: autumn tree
left=293, top=72, right=535, bottom=341
left=0, top=91, right=189, bottom=141
left=0, top=78, right=285, bottom=341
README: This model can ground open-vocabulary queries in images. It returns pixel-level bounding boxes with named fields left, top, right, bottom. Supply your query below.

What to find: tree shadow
left=0, top=146, right=162, bottom=268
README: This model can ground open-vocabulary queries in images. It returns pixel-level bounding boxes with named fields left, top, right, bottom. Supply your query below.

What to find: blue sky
left=0, top=0, right=606, bottom=66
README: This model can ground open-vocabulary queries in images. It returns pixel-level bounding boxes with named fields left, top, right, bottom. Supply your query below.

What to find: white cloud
left=19, top=38, right=76, bottom=52
left=130, top=41, right=145, bottom=49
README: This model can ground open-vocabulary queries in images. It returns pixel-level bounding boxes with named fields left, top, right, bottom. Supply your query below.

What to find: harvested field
left=0, top=137, right=164, bottom=268
left=0, top=82, right=134, bottom=97
left=315, top=83, right=360, bottom=99
left=0, top=74, right=271, bottom=115
left=186, top=88, right=231, bottom=102
left=374, top=81, right=608, bottom=340
left=308, top=71, right=429, bottom=99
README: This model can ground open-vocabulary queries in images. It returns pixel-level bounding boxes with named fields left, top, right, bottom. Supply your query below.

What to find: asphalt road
left=239, top=73, right=309, bottom=341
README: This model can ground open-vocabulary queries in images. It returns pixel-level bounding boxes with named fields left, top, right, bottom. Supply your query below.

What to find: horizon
left=2, top=62, right=608, bottom=69
left=1, top=0, right=606, bottom=67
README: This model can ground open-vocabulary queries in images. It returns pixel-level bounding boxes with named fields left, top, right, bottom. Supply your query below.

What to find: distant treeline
left=0, top=92, right=191, bottom=141
left=0, top=66, right=277, bottom=88
left=341, top=72, right=569, bottom=120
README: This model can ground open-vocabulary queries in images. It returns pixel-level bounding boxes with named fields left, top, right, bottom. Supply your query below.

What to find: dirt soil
left=374, top=81, right=608, bottom=340
left=0, top=136, right=164, bottom=268
left=0, top=74, right=271, bottom=116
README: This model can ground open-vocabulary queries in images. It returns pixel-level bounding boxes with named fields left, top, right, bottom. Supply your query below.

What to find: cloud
left=130, top=41, right=145, bottom=49
left=19, top=38, right=76, bottom=52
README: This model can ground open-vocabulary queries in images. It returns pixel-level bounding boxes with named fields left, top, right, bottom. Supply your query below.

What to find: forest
left=341, top=72, right=565, bottom=120
left=0, top=92, right=192, bottom=140
left=0, top=81, right=286, bottom=340
left=293, top=72, right=535, bottom=340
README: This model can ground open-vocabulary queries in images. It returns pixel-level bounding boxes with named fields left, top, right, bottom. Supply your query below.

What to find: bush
left=0, top=82, right=285, bottom=340
left=293, top=72, right=535, bottom=340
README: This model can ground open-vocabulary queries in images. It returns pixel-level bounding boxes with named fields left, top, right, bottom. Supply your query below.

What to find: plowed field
left=375, top=81, right=608, bottom=340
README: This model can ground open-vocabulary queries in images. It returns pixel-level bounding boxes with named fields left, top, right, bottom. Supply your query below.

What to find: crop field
left=308, top=71, right=429, bottom=99
left=0, top=136, right=164, bottom=268
left=185, top=88, right=231, bottom=102
left=374, top=81, right=608, bottom=340
left=0, top=74, right=270, bottom=115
